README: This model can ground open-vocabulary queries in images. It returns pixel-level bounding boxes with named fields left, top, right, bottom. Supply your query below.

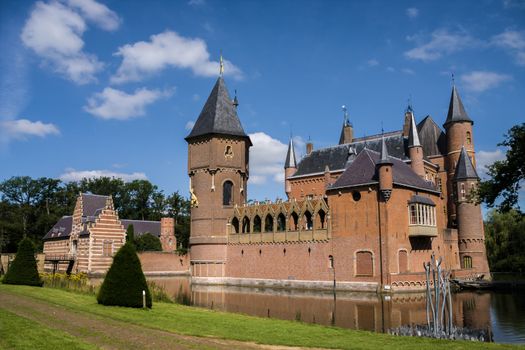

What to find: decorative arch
left=355, top=250, right=374, bottom=277
left=253, top=215, right=262, bottom=233
left=264, top=214, right=274, bottom=232
left=277, top=213, right=286, bottom=232
left=290, top=212, right=299, bottom=231
left=317, top=209, right=326, bottom=229
left=242, top=216, right=250, bottom=233
left=303, top=210, right=313, bottom=230
left=231, top=217, right=240, bottom=234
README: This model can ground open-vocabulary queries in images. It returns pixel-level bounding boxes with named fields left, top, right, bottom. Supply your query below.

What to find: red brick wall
left=138, top=252, right=190, bottom=274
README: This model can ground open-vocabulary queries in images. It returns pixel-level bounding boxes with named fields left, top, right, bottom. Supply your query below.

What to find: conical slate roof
left=284, top=138, right=297, bottom=169
left=377, top=134, right=393, bottom=165
left=444, top=85, right=472, bottom=127
left=454, top=147, right=479, bottom=181
left=408, top=112, right=421, bottom=148
left=185, top=77, right=250, bottom=143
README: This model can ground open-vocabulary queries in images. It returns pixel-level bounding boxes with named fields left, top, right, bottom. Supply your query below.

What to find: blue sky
left=1, top=0, right=524, bottom=202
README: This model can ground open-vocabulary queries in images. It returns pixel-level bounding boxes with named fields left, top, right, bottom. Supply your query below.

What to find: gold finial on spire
left=219, top=51, right=224, bottom=76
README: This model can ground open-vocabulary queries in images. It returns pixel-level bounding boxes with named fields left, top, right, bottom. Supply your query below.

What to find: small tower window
left=462, top=256, right=473, bottom=269
left=460, top=183, right=466, bottom=200
left=223, top=180, right=233, bottom=206
left=466, top=131, right=472, bottom=145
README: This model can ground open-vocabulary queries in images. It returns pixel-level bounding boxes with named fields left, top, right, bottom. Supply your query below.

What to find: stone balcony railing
left=229, top=228, right=329, bottom=244
left=408, top=225, right=438, bottom=237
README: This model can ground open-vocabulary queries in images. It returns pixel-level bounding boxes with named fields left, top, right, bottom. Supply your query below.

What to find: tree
left=135, top=233, right=162, bottom=252
left=126, top=224, right=135, bottom=245
left=166, top=192, right=190, bottom=249
left=484, top=209, right=525, bottom=273
left=477, top=123, right=525, bottom=211
left=97, top=242, right=152, bottom=308
left=2, top=237, right=42, bottom=286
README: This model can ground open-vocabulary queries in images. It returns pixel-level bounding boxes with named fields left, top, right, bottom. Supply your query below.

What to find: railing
left=44, top=254, right=76, bottom=262
left=229, top=228, right=329, bottom=244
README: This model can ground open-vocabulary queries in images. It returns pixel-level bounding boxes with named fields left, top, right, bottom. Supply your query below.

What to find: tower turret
left=284, top=137, right=297, bottom=198
left=407, top=111, right=425, bottom=178
left=376, top=134, right=393, bottom=202
left=444, top=85, right=475, bottom=226
left=185, top=76, right=251, bottom=278
left=453, top=147, right=490, bottom=277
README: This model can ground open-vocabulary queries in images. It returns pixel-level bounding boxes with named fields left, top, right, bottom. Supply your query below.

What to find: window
left=231, top=217, right=239, bottom=234
left=356, top=251, right=373, bottom=276
left=277, top=213, right=286, bottom=232
left=242, top=216, right=250, bottom=233
left=303, top=211, right=313, bottom=230
left=408, top=203, right=436, bottom=226
left=103, top=241, right=113, bottom=256
left=223, top=181, right=233, bottom=206
left=264, top=214, right=274, bottom=232
left=290, top=212, right=299, bottom=231
left=253, top=215, right=261, bottom=233
left=460, top=183, right=466, bottom=200
left=328, top=255, right=334, bottom=269
left=462, top=256, right=473, bottom=269
left=318, top=209, right=326, bottom=229
left=466, top=131, right=472, bottom=145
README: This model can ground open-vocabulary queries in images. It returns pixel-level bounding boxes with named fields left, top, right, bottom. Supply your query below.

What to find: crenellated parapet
left=228, top=196, right=330, bottom=244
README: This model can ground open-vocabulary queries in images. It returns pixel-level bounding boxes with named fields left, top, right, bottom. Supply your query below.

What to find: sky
left=0, top=0, right=524, bottom=203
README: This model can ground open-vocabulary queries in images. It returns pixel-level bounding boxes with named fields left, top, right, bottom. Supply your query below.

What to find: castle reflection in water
left=148, top=277, right=491, bottom=333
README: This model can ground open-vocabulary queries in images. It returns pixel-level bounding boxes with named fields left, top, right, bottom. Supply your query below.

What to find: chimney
left=306, top=142, right=313, bottom=155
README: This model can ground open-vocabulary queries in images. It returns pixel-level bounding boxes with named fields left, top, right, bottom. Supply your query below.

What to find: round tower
left=376, top=135, right=393, bottom=202
left=453, top=147, right=490, bottom=278
left=185, top=76, right=252, bottom=278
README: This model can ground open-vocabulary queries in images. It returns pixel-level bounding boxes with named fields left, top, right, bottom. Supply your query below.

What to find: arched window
left=223, top=181, right=233, bottom=206
left=253, top=215, right=261, bottom=233
left=290, top=212, right=299, bottom=231
left=303, top=210, right=313, bottom=230
left=277, top=213, right=286, bottom=232
left=231, top=217, right=239, bottom=234
left=462, top=255, right=473, bottom=269
left=317, top=209, right=326, bottom=229
left=356, top=251, right=373, bottom=276
left=466, top=131, right=472, bottom=144
left=242, top=216, right=250, bottom=233
left=264, top=214, right=274, bottom=232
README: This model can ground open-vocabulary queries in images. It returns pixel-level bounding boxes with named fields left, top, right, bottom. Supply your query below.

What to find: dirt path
left=0, top=291, right=326, bottom=350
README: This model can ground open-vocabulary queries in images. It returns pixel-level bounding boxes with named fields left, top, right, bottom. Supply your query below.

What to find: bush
left=135, top=233, right=162, bottom=252
left=2, top=237, right=42, bottom=286
left=97, top=242, right=152, bottom=308
left=126, top=224, right=135, bottom=245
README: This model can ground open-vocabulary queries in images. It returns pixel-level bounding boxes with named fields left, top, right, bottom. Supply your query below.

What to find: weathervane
left=451, top=72, right=455, bottom=86
left=342, top=105, right=350, bottom=126
left=219, top=51, right=224, bottom=76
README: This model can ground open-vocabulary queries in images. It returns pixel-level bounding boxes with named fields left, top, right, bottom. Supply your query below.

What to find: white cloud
left=401, top=68, right=415, bottom=75
left=188, top=0, right=206, bottom=6
left=476, top=149, right=505, bottom=177
left=111, top=30, right=243, bottom=84
left=503, top=0, right=525, bottom=9
left=404, top=29, right=477, bottom=61
left=248, top=132, right=288, bottom=186
left=0, top=119, right=59, bottom=142
left=185, top=120, right=195, bottom=130
left=367, top=58, right=379, bottom=67
left=84, top=87, right=173, bottom=120
left=460, top=71, right=512, bottom=92
left=66, top=0, right=121, bottom=31
left=60, top=169, right=147, bottom=182
left=491, top=30, right=525, bottom=66
left=20, top=1, right=107, bottom=84
left=406, top=7, right=419, bottom=19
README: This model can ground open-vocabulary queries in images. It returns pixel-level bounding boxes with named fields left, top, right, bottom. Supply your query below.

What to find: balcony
left=408, top=225, right=438, bottom=237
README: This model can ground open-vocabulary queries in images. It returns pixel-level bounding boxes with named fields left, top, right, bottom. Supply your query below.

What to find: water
left=147, top=276, right=525, bottom=345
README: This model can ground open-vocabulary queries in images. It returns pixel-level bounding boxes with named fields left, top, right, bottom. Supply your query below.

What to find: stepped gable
left=454, top=147, right=479, bottom=180
left=185, top=77, right=251, bottom=144
left=330, top=148, right=437, bottom=192
left=121, top=220, right=161, bottom=237
left=43, top=216, right=73, bottom=240
left=417, top=116, right=447, bottom=157
left=444, top=85, right=472, bottom=127
left=292, top=130, right=406, bottom=177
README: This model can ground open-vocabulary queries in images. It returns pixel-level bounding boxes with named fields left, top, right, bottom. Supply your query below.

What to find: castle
left=185, top=76, right=489, bottom=292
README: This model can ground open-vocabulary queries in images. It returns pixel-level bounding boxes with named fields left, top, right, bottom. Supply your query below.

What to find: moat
left=146, top=276, right=524, bottom=345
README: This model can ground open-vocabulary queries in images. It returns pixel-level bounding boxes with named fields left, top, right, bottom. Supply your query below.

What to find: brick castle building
left=185, top=76, right=489, bottom=292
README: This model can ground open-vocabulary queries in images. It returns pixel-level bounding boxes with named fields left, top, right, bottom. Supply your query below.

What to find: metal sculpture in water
left=424, top=252, right=453, bottom=337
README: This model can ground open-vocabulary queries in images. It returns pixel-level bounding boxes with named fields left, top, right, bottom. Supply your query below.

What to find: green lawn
left=0, top=284, right=518, bottom=350
left=0, top=307, right=97, bottom=350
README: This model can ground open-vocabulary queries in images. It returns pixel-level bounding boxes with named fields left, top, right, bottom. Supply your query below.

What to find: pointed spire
left=377, top=133, right=393, bottom=165
left=454, top=146, right=478, bottom=181
left=285, top=137, right=297, bottom=169
left=407, top=111, right=421, bottom=148
left=185, top=77, right=251, bottom=144
left=444, top=85, right=472, bottom=127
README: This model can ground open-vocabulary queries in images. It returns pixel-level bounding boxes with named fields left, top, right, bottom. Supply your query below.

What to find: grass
left=0, top=308, right=97, bottom=350
left=0, top=284, right=519, bottom=350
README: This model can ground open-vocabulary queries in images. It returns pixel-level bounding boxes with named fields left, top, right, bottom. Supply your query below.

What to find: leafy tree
left=126, top=224, right=135, bottom=245
left=484, top=209, right=525, bottom=273
left=477, top=123, right=525, bottom=211
left=97, top=242, right=152, bottom=308
left=135, top=233, right=162, bottom=252
left=2, top=237, right=42, bottom=286
left=167, top=192, right=190, bottom=249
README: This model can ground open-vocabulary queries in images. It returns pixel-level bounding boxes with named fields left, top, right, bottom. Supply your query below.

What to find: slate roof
left=291, top=131, right=407, bottom=177
left=329, top=149, right=437, bottom=193
left=417, top=116, right=447, bottom=157
left=285, top=138, right=297, bottom=168
left=82, top=194, right=108, bottom=217
left=444, top=85, right=472, bottom=127
left=185, top=77, right=251, bottom=144
left=408, top=195, right=436, bottom=206
left=454, top=147, right=479, bottom=180
left=43, top=216, right=73, bottom=240
left=408, top=112, right=421, bottom=148
left=121, top=220, right=161, bottom=237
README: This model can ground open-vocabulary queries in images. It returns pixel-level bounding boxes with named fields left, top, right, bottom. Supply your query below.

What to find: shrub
left=97, top=242, right=152, bottom=308
left=2, top=238, right=42, bottom=287
left=135, top=233, right=162, bottom=252
left=126, top=224, right=135, bottom=245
